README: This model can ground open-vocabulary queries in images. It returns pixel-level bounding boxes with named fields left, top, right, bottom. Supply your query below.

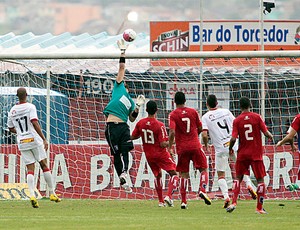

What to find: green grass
left=0, top=199, right=299, bottom=230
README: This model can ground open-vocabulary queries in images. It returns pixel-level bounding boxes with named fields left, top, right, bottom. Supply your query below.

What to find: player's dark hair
left=146, top=100, right=158, bottom=115
left=174, top=91, right=186, bottom=105
left=16, top=87, right=27, bottom=101
left=207, top=94, right=218, bottom=108
left=240, top=97, right=251, bottom=110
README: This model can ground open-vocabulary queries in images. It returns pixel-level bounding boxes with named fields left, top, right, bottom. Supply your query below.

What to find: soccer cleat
left=255, top=208, right=268, bottom=214
left=199, top=191, right=212, bottom=205
left=50, top=194, right=61, bottom=203
left=164, top=196, right=174, bottom=207
left=158, top=202, right=166, bottom=207
left=30, top=197, right=39, bottom=208
left=226, top=204, right=236, bottom=213
left=248, top=186, right=257, bottom=200
left=119, top=172, right=127, bottom=185
left=120, top=173, right=132, bottom=193
left=121, top=183, right=133, bottom=193
left=287, top=183, right=299, bottom=191
left=181, top=202, right=188, bottom=209
left=223, top=198, right=230, bottom=209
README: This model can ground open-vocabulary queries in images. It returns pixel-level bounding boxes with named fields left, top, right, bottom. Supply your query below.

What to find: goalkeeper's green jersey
left=103, top=81, right=135, bottom=122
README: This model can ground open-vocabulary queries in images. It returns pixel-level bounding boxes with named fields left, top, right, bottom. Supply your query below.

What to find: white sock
left=27, top=173, right=35, bottom=197
left=243, top=175, right=254, bottom=189
left=43, top=171, right=55, bottom=195
left=218, top=178, right=229, bottom=199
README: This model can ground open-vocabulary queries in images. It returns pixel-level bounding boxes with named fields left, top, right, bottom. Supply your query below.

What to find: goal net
left=0, top=51, right=299, bottom=200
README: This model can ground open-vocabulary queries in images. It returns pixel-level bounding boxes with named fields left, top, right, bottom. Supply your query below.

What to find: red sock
left=167, top=175, right=179, bottom=198
left=200, top=171, right=208, bottom=193
left=155, top=178, right=163, bottom=203
left=232, top=180, right=240, bottom=205
left=180, top=178, right=187, bottom=204
left=256, top=183, right=265, bottom=210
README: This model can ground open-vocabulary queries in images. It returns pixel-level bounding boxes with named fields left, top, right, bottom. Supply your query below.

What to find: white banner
left=189, top=21, right=300, bottom=45
left=166, top=82, right=198, bottom=110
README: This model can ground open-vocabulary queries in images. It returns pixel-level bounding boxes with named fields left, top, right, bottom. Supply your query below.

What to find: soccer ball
left=123, top=29, right=136, bottom=42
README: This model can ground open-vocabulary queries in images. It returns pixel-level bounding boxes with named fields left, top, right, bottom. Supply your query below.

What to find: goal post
left=0, top=50, right=299, bottom=200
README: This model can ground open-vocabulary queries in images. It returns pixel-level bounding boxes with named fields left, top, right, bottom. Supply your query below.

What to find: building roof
left=0, top=32, right=152, bottom=74
left=0, top=32, right=149, bottom=53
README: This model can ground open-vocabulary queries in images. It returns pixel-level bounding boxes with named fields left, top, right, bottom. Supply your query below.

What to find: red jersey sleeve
left=232, top=118, right=239, bottom=138
left=259, top=115, right=268, bottom=133
left=132, top=121, right=141, bottom=138
left=195, top=111, right=202, bottom=128
left=169, top=113, right=176, bottom=130
left=291, top=115, right=300, bottom=132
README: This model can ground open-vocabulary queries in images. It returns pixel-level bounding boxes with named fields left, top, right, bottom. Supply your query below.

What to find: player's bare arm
left=168, top=128, right=175, bottom=149
left=264, top=130, right=274, bottom=143
left=116, top=39, right=128, bottom=84
left=228, top=137, right=236, bottom=156
left=129, top=107, right=139, bottom=122
left=116, top=53, right=126, bottom=84
left=130, top=134, right=140, bottom=140
left=198, top=125, right=202, bottom=135
left=202, top=130, right=209, bottom=150
left=276, top=128, right=297, bottom=152
left=129, top=95, right=145, bottom=122
left=32, top=120, right=48, bottom=151
left=160, top=140, right=169, bottom=148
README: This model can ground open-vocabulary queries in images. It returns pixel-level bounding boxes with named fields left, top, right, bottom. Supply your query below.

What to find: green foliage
left=0, top=199, right=299, bottom=230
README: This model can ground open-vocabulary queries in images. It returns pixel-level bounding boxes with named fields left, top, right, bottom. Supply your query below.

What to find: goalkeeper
left=104, top=39, right=145, bottom=193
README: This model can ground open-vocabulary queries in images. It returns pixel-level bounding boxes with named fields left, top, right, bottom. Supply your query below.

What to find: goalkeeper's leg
left=114, top=152, right=132, bottom=193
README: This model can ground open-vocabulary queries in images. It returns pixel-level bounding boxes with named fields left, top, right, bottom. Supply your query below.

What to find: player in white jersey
left=201, top=95, right=257, bottom=208
left=7, top=87, right=61, bottom=208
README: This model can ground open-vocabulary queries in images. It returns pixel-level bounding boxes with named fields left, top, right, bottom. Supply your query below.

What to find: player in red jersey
left=131, top=100, right=179, bottom=207
left=168, top=91, right=211, bottom=209
left=226, top=97, right=273, bottom=214
left=276, top=114, right=300, bottom=191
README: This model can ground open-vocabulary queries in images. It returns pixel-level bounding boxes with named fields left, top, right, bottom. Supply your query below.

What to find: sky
left=0, top=0, right=298, bottom=35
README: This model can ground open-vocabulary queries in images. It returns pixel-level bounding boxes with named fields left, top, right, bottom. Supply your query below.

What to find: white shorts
left=215, top=150, right=236, bottom=172
left=21, top=145, right=47, bottom=165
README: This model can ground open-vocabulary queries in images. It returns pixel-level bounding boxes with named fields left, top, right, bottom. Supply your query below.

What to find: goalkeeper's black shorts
left=105, top=122, right=134, bottom=155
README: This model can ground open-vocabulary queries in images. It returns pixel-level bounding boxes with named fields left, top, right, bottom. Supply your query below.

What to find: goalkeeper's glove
left=136, top=95, right=145, bottom=109
left=117, top=39, right=128, bottom=54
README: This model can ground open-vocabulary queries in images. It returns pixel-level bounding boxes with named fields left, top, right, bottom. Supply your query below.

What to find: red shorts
left=235, top=159, right=266, bottom=180
left=176, top=148, right=208, bottom=173
left=147, top=153, right=176, bottom=177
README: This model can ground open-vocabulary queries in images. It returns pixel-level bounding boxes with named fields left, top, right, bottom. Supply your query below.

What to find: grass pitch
left=0, top=199, right=299, bottom=230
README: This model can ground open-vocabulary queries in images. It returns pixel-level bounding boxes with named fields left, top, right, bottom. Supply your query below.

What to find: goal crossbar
left=0, top=50, right=299, bottom=59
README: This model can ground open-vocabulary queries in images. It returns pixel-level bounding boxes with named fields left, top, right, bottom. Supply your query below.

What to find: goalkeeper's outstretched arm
left=116, top=53, right=126, bottom=84
left=116, top=39, right=128, bottom=83
left=129, top=95, right=145, bottom=122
